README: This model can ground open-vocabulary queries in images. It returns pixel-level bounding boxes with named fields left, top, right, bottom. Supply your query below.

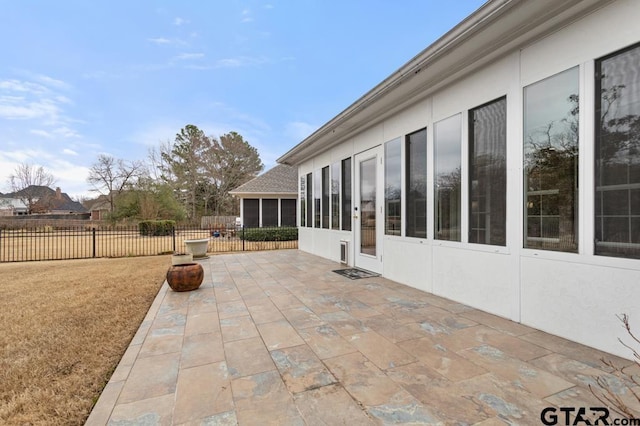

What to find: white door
left=354, top=146, right=383, bottom=274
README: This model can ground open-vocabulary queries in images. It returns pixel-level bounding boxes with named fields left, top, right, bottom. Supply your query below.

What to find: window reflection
left=435, top=114, right=462, bottom=241
left=406, top=128, right=427, bottom=238
left=524, top=67, right=579, bottom=252
left=469, top=98, right=507, bottom=246
left=595, top=43, right=640, bottom=259
left=385, top=138, right=402, bottom=236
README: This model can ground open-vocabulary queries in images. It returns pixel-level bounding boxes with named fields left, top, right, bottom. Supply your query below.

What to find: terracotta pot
left=166, top=263, right=204, bottom=292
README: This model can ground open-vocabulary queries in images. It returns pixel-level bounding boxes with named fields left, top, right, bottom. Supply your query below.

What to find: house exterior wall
left=294, top=0, right=640, bottom=358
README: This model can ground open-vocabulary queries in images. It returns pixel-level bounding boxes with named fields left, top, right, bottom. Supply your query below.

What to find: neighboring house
left=278, top=0, right=640, bottom=358
left=0, top=197, right=28, bottom=216
left=229, top=164, right=297, bottom=228
left=1, top=186, right=86, bottom=215
left=83, top=195, right=111, bottom=220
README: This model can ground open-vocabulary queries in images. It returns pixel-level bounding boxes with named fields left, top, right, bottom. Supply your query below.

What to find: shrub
left=138, top=220, right=175, bottom=236
left=590, top=314, right=640, bottom=418
left=240, top=226, right=298, bottom=241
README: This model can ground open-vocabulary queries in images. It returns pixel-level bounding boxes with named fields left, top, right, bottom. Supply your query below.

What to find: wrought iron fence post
left=172, top=227, right=176, bottom=253
left=92, top=228, right=96, bottom=258
left=242, top=226, right=245, bottom=251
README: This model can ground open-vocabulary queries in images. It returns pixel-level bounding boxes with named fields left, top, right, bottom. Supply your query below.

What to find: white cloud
left=215, top=56, right=269, bottom=68
left=241, top=8, right=253, bottom=23
left=0, top=96, right=61, bottom=121
left=35, top=75, right=71, bottom=90
left=174, top=52, right=205, bottom=61
left=285, top=121, right=318, bottom=141
left=30, top=129, right=53, bottom=138
left=63, top=148, right=78, bottom=156
left=173, top=17, right=189, bottom=26
left=0, top=149, right=91, bottom=197
left=148, top=37, right=172, bottom=45
left=53, top=126, right=81, bottom=138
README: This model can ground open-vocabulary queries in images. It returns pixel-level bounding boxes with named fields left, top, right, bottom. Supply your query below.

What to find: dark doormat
left=333, top=268, right=380, bottom=280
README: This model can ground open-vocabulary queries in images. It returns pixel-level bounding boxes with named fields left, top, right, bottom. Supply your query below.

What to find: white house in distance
left=278, top=0, right=640, bottom=358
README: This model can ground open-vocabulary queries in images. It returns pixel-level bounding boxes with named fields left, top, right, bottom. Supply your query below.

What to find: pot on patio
left=184, top=238, right=209, bottom=259
left=171, top=252, right=193, bottom=265
left=166, top=263, right=204, bottom=292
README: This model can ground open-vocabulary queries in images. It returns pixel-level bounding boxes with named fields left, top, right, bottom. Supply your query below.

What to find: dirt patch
left=0, top=255, right=169, bottom=425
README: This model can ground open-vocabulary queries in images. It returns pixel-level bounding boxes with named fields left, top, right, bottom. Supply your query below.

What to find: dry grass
left=0, top=255, right=169, bottom=425
left=0, top=229, right=297, bottom=261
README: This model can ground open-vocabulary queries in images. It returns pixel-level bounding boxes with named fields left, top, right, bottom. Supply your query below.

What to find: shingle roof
left=230, top=164, right=298, bottom=195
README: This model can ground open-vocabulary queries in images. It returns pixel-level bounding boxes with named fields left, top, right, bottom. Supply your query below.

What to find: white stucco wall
left=295, top=0, right=640, bottom=359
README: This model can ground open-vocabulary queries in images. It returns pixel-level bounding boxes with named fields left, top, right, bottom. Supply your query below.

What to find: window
left=406, top=128, right=427, bottom=238
left=435, top=114, right=462, bottom=241
left=300, top=176, right=306, bottom=227
left=342, top=157, right=352, bottom=231
left=385, top=138, right=402, bottom=235
left=331, top=162, right=340, bottom=229
left=595, top=43, right=640, bottom=259
left=314, top=171, right=321, bottom=228
left=244, top=199, right=259, bottom=228
left=322, top=166, right=329, bottom=228
left=262, top=199, right=278, bottom=227
left=281, top=199, right=297, bottom=227
left=469, top=97, right=507, bottom=246
left=306, top=173, right=313, bottom=227
left=524, top=68, right=579, bottom=252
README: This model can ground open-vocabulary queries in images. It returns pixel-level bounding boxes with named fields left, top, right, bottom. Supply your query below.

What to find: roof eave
left=278, top=0, right=606, bottom=166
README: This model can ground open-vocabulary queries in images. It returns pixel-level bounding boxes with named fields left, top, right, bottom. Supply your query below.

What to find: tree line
left=6, top=125, right=263, bottom=224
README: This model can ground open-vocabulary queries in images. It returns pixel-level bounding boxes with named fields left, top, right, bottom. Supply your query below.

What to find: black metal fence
left=0, top=225, right=298, bottom=263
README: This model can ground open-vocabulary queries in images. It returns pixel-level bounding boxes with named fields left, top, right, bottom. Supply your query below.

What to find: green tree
left=158, top=126, right=263, bottom=221
left=161, top=125, right=213, bottom=223
left=207, top=131, right=263, bottom=215
left=111, top=178, right=185, bottom=222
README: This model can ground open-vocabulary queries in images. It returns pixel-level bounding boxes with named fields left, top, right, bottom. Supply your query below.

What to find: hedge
left=138, top=220, right=176, bottom=236
left=240, top=226, right=298, bottom=241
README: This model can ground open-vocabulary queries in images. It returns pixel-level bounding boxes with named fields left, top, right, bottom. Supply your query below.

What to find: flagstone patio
left=86, top=250, right=638, bottom=425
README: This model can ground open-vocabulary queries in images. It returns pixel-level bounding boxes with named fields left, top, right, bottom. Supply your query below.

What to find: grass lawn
left=0, top=255, right=169, bottom=425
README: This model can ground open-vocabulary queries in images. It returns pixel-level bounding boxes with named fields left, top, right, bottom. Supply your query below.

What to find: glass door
left=354, top=146, right=383, bottom=273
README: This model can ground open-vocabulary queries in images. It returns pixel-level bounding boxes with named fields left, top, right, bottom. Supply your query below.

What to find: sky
left=0, top=0, right=486, bottom=199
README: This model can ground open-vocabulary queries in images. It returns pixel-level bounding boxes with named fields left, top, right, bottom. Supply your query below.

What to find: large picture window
left=300, top=176, right=306, bottom=227
left=524, top=67, right=579, bottom=252
left=406, top=128, right=427, bottom=238
left=342, top=157, right=352, bottom=231
left=322, top=166, right=329, bottom=229
left=331, top=162, right=340, bottom=230
left=314, top=171, right=321, bottom=228
left=435, top=114, right=462, bottom=241
left=385, top=138, right=402, bottom=235
left=595, top=43, right=640, bottom=259
left=306, top=173, right=313, bottom=228
left=469, top=97, right=507, bottom=246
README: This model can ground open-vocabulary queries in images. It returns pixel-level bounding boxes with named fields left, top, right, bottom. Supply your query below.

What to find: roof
left=278, top=0, right=608, bottom=165
left=2, top=185, right=86, bottom=213
left=229, top=164, right=298, bottom=196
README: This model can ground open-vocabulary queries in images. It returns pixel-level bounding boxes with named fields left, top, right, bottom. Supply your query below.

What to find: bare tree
left=87, top=154, right=145, bottom=214
left=8, top=163, right=57, bottom=214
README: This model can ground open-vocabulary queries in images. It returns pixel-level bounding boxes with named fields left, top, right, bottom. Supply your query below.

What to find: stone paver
left=86, top=250, right=636, bottom=425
